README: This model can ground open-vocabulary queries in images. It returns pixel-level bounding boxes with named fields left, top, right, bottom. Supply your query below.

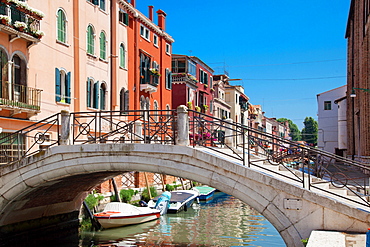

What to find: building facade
left=171, top=54, right=214, bottom=115
left=317, top=85, right=347, bottom=155
left=346, top=0, right=370, bottom=163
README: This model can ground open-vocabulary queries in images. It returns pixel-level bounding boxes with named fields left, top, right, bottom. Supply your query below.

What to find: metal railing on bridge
left=1, top=108, right=370, bottom=209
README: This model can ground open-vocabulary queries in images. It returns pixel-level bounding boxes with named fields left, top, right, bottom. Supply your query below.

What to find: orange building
left=121, top=0, right=174, bottom=112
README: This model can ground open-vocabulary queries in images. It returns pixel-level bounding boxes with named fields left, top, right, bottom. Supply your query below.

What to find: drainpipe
left=110, top=0, right=117, bottom=111
left=73, top=0, right=80, bottom=112
left=133, top=11, right=139, bottom=110
left=351, top=15, right=355, bottom=160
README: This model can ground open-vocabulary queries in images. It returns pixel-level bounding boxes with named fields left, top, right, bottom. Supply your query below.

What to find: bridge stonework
left=0, top=143, right=369, bottom=246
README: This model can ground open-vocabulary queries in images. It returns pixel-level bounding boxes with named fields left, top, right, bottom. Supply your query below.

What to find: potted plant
left=0, top=15, right=10, bottom=25
left=149, top=68, right=161, bottom=76
left=195, top=106, right=201, bottom=112
left=13, top=21, right=27, bottom=31
left=187, top=101, right=193, bottom=110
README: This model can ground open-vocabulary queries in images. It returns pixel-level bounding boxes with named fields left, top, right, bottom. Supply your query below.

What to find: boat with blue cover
left=193, top=186, right=216, bottom=201
left=148, top=190, right=199, bottom=213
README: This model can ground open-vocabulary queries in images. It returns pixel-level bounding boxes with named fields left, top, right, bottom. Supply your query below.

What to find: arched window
left=0, top=48, right=8, bottom=99
left=87, top=25, right=95, bottom=55
left=119, top=43, right=125, bottom=68
left=55, top=68, right=71, bottom=103
left=120, top=87, right=129, bottom=114
left=165, top=68, right=172, bottom=89
left=99, top=31, right=106, bottom=60
left=154, top=100, right=158, bottom=121
left=100, top=82, right=106, bottom=110
left=57, top=9, right=67, bottom=43
left=86, top=78, right=94, bottom=108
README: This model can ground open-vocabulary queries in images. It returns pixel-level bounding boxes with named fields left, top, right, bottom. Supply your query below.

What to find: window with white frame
left=140, top=25, right=150, bottom=41
left=57, top=9, right=67, bottom=43
left=165, top=43, right=171, bottom=54
left=119, top=43, right=126, bottom=68
left=55, top=68, right=71, bottom=104
left=87, top=24, right=95, bottom=55
left=153, top=34, right=158, bottom=47
left=119, top=9, right=129, bottom=25
left=199, top=69, right=208, bottom=85
left=99, top=31, right=107, bottom=60
left=165, top=68, right=172, bottom=89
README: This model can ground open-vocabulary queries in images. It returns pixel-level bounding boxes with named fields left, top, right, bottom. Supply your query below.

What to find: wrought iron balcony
left=0, top=1, right=44, bottom=42
left=0, top=82, right=42, bottom=116
left=172, top=73, right=198, bottom=86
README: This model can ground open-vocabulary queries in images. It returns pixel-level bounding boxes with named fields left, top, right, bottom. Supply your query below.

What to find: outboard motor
left=154, top=191, right=171, bottom=215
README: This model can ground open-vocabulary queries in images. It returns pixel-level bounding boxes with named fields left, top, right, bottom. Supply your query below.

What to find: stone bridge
left=1, top=142, right=369, bottom=247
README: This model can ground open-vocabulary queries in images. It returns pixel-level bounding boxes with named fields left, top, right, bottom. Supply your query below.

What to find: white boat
left=148, top=190, right=199, bottom=213
left=94, top=202, right=161, bottom=229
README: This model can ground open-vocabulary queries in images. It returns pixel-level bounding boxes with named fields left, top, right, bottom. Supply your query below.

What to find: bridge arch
left=1, top=143, right=369, bottom=247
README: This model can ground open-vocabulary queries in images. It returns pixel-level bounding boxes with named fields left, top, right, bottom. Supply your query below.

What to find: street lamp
left=351, top=87, right=370, bottom=97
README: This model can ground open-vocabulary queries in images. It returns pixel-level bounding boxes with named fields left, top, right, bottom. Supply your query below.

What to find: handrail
left=1, top=109, right=369, bottom=208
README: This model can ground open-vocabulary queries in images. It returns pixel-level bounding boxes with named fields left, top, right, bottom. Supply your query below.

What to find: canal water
left=80, top=192, right=286, bottom=246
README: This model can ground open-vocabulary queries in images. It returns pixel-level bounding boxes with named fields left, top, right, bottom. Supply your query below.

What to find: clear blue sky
left=137, top=0, right=350, bottom=130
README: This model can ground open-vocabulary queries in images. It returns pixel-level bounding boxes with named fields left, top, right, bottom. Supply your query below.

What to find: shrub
left=120, top=189, right=136, bottom=203
left=84, top=192, right=104, bottom=211
left=141, top=186, right=158, bottom=201
left=165, top=184, right=175, bottom=191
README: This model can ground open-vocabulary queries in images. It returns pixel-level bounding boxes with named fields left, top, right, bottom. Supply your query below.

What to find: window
left=165, top=68, right=172, bottom=89
left=99, top=31, right=106, bottom=60
left=119, top=9, right=129, bottom=25
left=165, top=43, right=171, bottom=54
left=100, top=82, right=106, bottom=110
left=187, top=60, right=196, bottom=76
left=87, top=25, right=95, bottom=55
left=324, top=101, right=332, bottom=110
left=153, top=34, right=158, bottom=47
left=140, top=25, right=150, bottom=41
left=154, top=100, right=158, bottom=121
left=152, top=61, right=159, bottom=85
left=57, top=9, right=67, bottom=43
left=55, top=68, right=71, bottom=104
left=86, top=78, right=94, bottom=108
left=199, top=69, right=208, bottom=84
left=119, top=43, right=125, bottom=68
left=120, top=87, right=129, bottom=113
left=140, top=53, right=151, bottom=84
left=99, top=0, right=105, bottom=11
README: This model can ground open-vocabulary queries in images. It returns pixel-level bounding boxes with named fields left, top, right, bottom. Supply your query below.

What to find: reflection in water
left=81, top=193, right=285, bottom=247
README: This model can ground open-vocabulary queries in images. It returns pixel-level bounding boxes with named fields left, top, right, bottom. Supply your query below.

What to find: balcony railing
left=172, top=73, right=198, bottom=86
left=0, top=1, right=44, bottom=40
left=0, top=82, right=42, bottom=111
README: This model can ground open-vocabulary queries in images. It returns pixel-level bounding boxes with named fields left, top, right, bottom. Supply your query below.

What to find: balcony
left=0, top=82, right=42, bottom=117
left=0, top=1, right=44, bottom=44
left=140, top=74, right=159, bottom=93
left=172, top=73, right=198, bottom=87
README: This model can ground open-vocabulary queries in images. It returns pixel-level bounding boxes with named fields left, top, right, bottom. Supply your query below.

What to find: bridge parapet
left=1, top=106, right=370, bottom=209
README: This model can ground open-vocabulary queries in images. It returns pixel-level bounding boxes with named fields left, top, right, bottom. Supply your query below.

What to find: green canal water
left=80, top=192, right=286, bottom=246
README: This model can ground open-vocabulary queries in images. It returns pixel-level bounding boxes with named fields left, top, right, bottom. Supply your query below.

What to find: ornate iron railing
left=1, top=109, right=370, bottom=208
left=188, top=110, right=370, bottom=207
left=0, top=113, right=60, bottom=165
left=71, top=110, right=176, bottom=145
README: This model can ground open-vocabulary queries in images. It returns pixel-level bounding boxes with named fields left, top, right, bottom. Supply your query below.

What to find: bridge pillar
left=225, top=118, right=234, bottom=147
left=176, top=105, right=189, bottom=146
left=134, top=120, right=143, bottom=143
left=60, top=110, right=71, bottom=145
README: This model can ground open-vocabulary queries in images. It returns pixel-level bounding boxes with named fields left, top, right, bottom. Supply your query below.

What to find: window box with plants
left=13, top=21, right=27, bottom=31
left=0, top=15, right=10, bottom=25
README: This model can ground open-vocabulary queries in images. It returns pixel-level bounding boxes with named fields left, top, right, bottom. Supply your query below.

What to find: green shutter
left=93, top=82, right=99, bottom=109
left=124, top=90, right=129, bottom=111
left=66, top=72, right=71, bottom=104
left=100, top=32, right=106, bottom=60
left=87, top=79, right=91, bottom=107
left=55, top=68, right=61, bottom=102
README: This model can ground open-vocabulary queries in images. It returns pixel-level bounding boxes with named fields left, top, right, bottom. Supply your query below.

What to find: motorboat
left=193, top=186, right=216, bottom=201
left=94, top=202, right=161, bottom=229
left=148, top=190, right=199, bottom=213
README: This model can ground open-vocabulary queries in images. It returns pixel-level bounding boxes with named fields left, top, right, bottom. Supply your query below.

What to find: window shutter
left=93, top=81, right=99, bottom=109
left=87, top=79, right=91, bottom=107
left=66, top=72, right=71, bottom=104
left=93, top=0, right=98, bottom=5
left=169, top=71, right=172, bottom=89
left=124, top=90, right=129, bottom=111
left=124, top=13, right=129, bottom=25
left=55, top=68, right=61, bottom=102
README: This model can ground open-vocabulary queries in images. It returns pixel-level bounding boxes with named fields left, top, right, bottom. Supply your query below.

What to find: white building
left=317, top=85, right=347, bottom=155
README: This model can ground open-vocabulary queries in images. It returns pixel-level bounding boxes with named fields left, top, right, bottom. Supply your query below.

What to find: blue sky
left=136, top=0, right=350, bottom=129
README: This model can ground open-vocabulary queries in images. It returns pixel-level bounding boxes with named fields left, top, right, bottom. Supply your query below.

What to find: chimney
left=156, top=9, right=167, bottom=31
left=148, top=6, right=154, bottom=21
left=130, top=0, right=136, bottom=7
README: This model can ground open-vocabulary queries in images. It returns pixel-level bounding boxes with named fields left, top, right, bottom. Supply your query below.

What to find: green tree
left=301, top=117, right=318, bottom=145
left=277, top=118, right=301, bottom=141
